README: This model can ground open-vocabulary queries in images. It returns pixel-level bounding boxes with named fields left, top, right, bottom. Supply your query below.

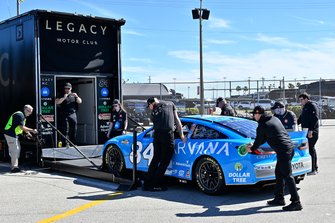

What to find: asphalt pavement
left=0, top=119, right=334, bottom=223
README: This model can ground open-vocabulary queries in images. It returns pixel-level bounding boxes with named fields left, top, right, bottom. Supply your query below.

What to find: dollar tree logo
left=235, top=162, right=243, bottom=171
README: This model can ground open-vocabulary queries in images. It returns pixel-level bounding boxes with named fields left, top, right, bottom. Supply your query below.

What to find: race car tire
left=105, top=144, right=126, bottom=177
left=195, top=156, right=226, bottom=195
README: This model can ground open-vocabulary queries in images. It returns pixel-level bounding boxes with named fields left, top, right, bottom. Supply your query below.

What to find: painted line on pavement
left=37, top=192, right=123, bottom=223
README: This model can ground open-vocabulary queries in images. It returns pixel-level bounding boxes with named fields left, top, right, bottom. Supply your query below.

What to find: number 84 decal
left=129, top=141, right=154, bottom=165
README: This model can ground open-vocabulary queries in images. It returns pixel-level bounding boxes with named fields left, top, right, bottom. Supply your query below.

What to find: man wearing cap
left=216, top=97, right=235, bottom=116
left=55, top=82, right=82, bottom=146
left=246, top=106, right=303, bottom=211
left=107, top=99, right=127, bottom=139
left=271, top=101, right=297, bottom=131
left=143, top=97, right=186, bottom=191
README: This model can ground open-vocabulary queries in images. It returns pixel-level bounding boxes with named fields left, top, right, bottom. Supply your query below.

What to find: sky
left=1, top=0, right=335, bottom=97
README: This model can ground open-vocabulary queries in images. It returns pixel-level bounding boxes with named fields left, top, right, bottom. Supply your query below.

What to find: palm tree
left=243, top=86, right=248, bottom=95
left=236, top=86, right=242, bottom=95
left=288, top=83, right=295, bottom=89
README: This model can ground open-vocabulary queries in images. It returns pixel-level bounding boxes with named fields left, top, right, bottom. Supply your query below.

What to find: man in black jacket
left=143, top=97, right=186, bottom=191
left=298, top=93, right=319, bottom=175
left=216, top=97, right=235, bottom=116
left=246, top=106, right=302, bottom=211
left=271, top=101, right=297, bottom=131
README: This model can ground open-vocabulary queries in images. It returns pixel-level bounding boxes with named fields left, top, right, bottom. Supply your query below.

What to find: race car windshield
left=219, top=119, right=257, bottom=139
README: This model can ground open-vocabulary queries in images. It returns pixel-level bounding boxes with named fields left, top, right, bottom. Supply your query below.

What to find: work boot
left=142, top=185, right=153, bottom=191
left=307, top=170, right=317, bottom=176
left=282, top=201, right=303, bottom=211
left=10, top=167, right=22, bottom=173
left=142, top=181, right=153, bottom=191
left=267, top=198, right=286, bottom=206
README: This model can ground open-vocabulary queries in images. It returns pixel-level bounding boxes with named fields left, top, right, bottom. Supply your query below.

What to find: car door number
left=129, top=142, right=154, bottom=165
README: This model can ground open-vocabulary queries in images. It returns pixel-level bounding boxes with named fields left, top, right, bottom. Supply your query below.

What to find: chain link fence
left=121, top=78, right=335, bottom=126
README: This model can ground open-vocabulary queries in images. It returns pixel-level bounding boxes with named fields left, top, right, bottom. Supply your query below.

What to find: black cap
left=216, top=97, right=223, bottom=106
left=112, top=99, right=120, bottom=105
left=64, top=82, right=72, bottom=88
left=271, top=101, right=285, bottom=110
left=251, top=105, right=265, bottom=115
left=147, top=97, right=155, bottom=108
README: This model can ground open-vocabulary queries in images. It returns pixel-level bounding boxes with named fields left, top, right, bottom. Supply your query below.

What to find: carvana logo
left=41, top=87, right=50, bottom=97
left=101, top=87, right=109, bottom=97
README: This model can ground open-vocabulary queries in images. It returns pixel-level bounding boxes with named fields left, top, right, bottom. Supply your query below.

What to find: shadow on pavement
left=67, top=177, right=292, bottom=217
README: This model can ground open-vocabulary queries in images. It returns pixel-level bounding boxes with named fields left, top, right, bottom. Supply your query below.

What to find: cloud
left=123, top=66, right=148, bottom=75
left=293, top=15, right=327, bottom=26
left=208, top=17, right=230, bottom=29
left=123, top=65, right=199, bottom=83
left=163, top=38, right=335, bottom=81
left=70, top=0, right=120, bottom=18
left=168, top=50, right=198, bottom=63
left=256, top=34, right=311, bottom=50
left=209, top=40, right=335, bottom=80
left=206, top=39, right=236, bottom=45
left=256, top=34, right=291, bottom=45
left=127, top=57, right=153, bottom=64
left=123, top=29, right=144, bottom=36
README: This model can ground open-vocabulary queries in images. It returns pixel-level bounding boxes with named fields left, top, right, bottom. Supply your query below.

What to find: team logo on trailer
left=101, top=88, right=109, bottom=97
left=41, top=87, right=50, bottom=97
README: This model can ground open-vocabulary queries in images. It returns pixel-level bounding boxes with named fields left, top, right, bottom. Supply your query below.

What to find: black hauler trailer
left=0, top=10, right=125, bottom=166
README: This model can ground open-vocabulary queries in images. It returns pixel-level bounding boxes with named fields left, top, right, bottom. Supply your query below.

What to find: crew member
left=107, top=99, right=127, bottom=138
left=55, top=82, right=82, bottom=146
left=216, top=97, right=235, bottom=116
left=271, top=101, right=297, bottom=131
left=246, top=106, right=303, bottom=211
left=143, top=97, right=186, bottom=191
left=297, top=92, right=319, bottom=175
left=3, top=105, right=37, bottom=173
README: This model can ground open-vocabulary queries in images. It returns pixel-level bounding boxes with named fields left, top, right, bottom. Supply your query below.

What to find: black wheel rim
left=198, top=161, right=220, bottom=190
left=107, top=147, right=122, bottom=175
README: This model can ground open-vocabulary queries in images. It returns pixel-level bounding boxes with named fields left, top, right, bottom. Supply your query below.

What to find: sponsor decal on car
left=186, top=170, right=190, bottom=177
left=292, top=162, right=304, bottom=170
left=234, top=162, right=243, bottom=171
left=175, top=161, right=191, bottom=168
left=237, top=144, right=248, bottom=157
left=178, top=170, right=185, bottom=177
left=228, top=172, right=251, bottom=183
left=228, top=162, right=251, bottom=183
left=176, top=141, right=229, bottom=156
left=256, top=154, right=273, bottom=159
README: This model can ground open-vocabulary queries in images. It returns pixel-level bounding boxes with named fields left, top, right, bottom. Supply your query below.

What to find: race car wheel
left=105, top=145, right=125, bottom=177
left=195, top=156, right=226, bottom=195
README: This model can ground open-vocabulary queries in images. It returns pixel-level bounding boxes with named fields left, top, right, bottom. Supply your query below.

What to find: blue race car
left=102, top=115, right=311, bottom=194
